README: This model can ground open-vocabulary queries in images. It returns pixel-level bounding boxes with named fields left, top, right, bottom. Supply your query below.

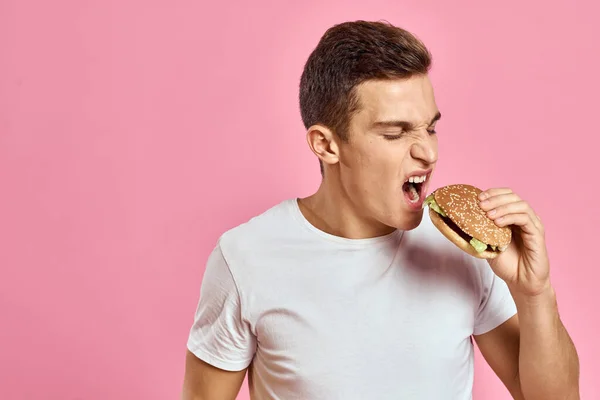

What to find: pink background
left=1, top=0, right=598, bottom=399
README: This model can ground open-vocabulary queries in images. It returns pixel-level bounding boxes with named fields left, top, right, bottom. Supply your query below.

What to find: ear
left=305, top=124, right=340, bottom=168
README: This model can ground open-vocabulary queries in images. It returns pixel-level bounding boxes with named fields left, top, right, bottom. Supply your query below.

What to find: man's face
left=337, top=75, right=440, bottom=231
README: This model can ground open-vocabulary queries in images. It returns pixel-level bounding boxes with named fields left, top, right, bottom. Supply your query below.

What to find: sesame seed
left=434, top=184, right=511, bottom=246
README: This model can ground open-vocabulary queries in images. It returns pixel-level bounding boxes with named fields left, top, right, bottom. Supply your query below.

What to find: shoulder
left=219, top=198, right=294, bottom=246
left=215, top=198, right=302, bottom=266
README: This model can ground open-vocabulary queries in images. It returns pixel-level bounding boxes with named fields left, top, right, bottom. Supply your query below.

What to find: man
left=181, top=20, right=580, bottom=399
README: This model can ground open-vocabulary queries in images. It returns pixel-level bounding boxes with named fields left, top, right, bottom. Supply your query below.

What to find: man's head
left=299, top=20, right=441, bottom=231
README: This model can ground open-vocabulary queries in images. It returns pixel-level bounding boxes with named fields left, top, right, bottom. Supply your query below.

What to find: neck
left=297, top=176, right=397, bottom=240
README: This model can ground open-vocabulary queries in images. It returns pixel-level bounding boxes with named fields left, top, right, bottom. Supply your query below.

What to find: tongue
left=404, top=182, right=420, bottom=202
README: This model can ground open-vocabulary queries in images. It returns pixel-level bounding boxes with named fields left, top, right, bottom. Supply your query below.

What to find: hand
left=478, top=188, right=551, bottom=297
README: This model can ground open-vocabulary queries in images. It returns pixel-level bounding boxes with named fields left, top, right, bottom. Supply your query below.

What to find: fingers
left=484, top=199, right=530, bottom=219
left=492, top=212, right=539, bottom=235
left=479, top=193, right=522, bottom=210
left=479, top=188, right=513, bottom=201
left=478, top=188, right=544, bottom=233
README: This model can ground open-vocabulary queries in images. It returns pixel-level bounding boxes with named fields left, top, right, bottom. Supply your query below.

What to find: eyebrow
left=372, top=111, right=442, bottom=130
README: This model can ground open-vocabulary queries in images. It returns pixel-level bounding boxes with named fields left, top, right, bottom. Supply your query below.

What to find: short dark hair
left=299, top=20, right=433, bottom=175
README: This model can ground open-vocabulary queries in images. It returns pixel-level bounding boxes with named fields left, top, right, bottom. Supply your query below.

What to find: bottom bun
left=429, top=208, right=500, bottom=260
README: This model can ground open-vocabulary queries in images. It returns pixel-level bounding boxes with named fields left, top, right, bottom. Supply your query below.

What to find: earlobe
left=305, top=125, right=340, bottom=167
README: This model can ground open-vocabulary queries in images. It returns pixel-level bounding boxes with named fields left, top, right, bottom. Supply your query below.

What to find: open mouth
left=402, top=174, right=428, bottom=203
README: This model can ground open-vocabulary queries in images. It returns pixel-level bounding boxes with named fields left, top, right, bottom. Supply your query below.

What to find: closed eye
left=383, top=134, right=403, bottom=141
left=384, top=129, right=435, bottom=140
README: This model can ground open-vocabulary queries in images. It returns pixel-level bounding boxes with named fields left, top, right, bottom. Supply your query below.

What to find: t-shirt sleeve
left=473, top=259, right=518, bottom=335
left=186, top=242, right=257, bottom=371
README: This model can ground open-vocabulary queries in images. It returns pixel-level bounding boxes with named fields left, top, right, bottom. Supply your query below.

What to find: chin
left=390, top=209, right=425, bottom=231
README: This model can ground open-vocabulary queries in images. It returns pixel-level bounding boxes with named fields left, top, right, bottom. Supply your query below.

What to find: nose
left=410, top=135, right=438, bottom=165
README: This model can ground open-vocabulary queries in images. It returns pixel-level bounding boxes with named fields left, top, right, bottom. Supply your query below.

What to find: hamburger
left=424, top=184, right=511, bottom=259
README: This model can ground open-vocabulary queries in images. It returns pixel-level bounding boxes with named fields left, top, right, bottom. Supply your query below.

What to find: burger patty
left=425, top=187, right=511, bottom=254
left=439, top=213, right=501, bottom=253
left=440, top=214, right=472, bottom=243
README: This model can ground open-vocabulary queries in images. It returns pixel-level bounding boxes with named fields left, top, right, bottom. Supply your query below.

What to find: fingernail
left=479, top=192, right=488, bottom=200
left=488, top=209, right=496, bottom=216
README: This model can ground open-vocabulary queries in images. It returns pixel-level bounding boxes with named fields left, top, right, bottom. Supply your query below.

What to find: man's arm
left=474, top=315, right=523, bottom=399
left=475, top=286, right=580, bottom=400
left=474, top=187, right=580, bottom=399
left=182, top=243, right=257, bottom=399
left=181, top=350, right=247, bottom=400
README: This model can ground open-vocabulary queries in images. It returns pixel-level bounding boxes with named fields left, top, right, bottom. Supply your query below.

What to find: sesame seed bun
left=433, top=184, right=512, bottom=247
left=429, top=208, right=500, bottom=259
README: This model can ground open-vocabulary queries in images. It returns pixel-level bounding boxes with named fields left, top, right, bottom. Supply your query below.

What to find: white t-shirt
left=187, top=198, right=517, bottom=399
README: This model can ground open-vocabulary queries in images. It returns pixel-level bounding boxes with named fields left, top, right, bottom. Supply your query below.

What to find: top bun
left=432, top=184, right=512, bottom=247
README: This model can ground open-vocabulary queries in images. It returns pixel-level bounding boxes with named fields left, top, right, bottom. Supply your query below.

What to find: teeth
left=406, top=174, right=428, bottom=184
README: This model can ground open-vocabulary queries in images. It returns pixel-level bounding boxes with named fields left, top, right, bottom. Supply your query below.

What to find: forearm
left=512, top=285, right=580, bottom=400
